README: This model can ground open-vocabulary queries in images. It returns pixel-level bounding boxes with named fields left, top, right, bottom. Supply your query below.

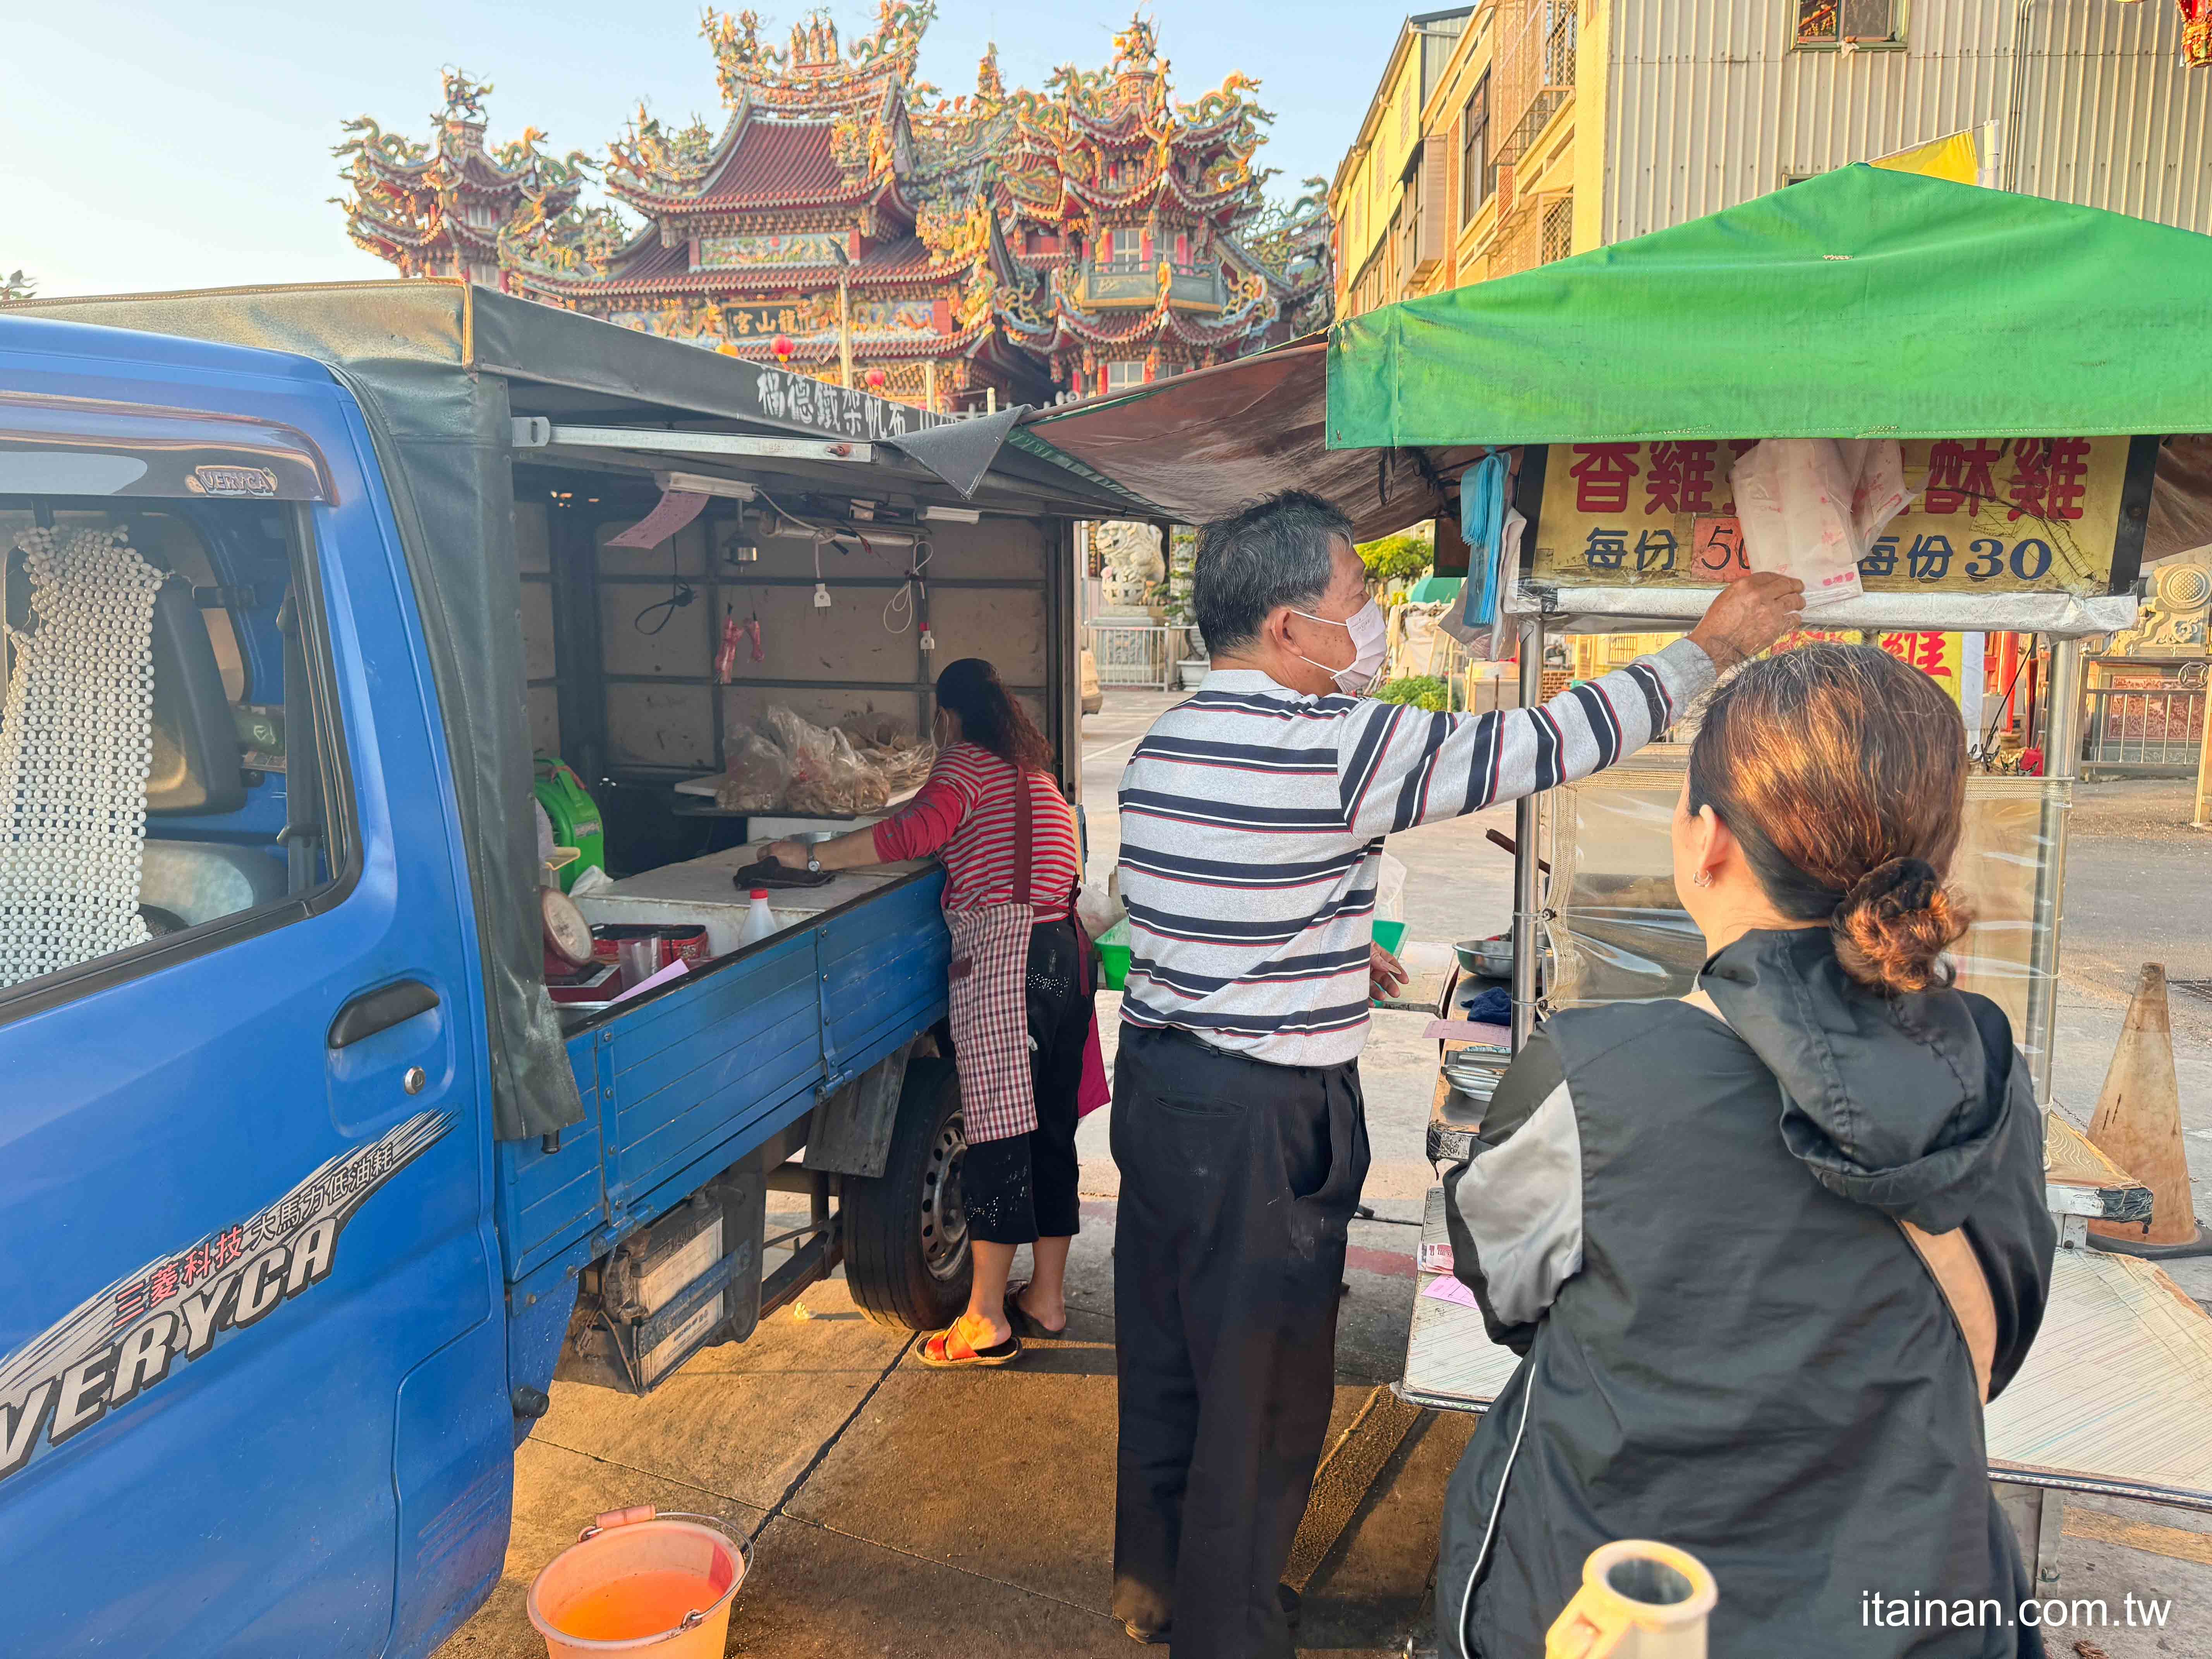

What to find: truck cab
left=0, top=284, right=1123, bottom=1656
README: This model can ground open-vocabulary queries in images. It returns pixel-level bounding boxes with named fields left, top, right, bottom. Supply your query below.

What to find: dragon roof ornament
left=337, top=70, right=594, bottom=276
left=702, top=2, right=935, bottom=115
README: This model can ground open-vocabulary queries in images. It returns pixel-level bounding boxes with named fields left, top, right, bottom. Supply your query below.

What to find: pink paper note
left=1422, top=1274, right=1478, bottom=1309
left=1424, top=1019, right=1513, bottom=1046
left=608, top=488, right=710, bottom=550
left=609, top=957, right=689, bottom=1006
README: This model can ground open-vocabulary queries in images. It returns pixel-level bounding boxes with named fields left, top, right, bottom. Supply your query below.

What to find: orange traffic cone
left=2088, top=964, right=2205, bottom=1255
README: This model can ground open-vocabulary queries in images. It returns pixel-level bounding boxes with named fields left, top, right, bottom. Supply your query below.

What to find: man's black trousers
left=1110, top=1023, right=1371, bottom=1659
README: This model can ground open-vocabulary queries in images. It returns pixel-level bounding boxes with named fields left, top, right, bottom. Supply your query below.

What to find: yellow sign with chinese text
left=1876, top=630, right=1967, bottom=704
left=1773, top=627, right=1970, bottom=707
left=1531, top=437, right=2137, bottom=597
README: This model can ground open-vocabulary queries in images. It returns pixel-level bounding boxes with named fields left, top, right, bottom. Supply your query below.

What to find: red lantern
left=771, top=333, right=795, bottom=363
left=864, top=365, right=887, bottom=392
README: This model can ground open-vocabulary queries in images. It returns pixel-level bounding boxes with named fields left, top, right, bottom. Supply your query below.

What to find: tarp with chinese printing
left=1327, top=165, right=2212, bottom=450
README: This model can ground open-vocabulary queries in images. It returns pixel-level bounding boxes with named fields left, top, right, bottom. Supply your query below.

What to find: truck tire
left=843, top=1057, right=972, bottom=1329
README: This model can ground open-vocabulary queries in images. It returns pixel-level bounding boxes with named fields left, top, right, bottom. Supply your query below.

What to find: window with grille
left=1796, top=0, right=1900, bottom=45
left=1462, top=75, right=1491, bottom=222
left=1109, top=227, right=1142, bottom=264
left=1540, top=195, right=1574, bottom=264
left=1106, top=360, right=1146, bottom=389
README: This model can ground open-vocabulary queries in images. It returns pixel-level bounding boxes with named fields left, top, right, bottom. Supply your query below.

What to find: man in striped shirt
left=1108, top=490, right=1802, bottom=1656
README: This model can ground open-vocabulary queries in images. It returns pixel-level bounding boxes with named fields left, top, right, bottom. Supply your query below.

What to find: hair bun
left=1831, top=857, right=1971, bottom=994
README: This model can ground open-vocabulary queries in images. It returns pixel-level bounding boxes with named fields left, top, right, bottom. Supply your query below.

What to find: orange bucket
left=527, top=1506, right=749, bottom=1659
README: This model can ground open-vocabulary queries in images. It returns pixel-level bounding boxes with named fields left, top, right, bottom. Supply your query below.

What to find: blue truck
left=0, top=283, right=1129, bottom=1656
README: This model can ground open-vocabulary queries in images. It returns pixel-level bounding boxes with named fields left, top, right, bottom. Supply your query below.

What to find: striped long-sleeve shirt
left=871, top=742, right=1080, bottom=921
left=1114, top=638, right=1714, bottom=1068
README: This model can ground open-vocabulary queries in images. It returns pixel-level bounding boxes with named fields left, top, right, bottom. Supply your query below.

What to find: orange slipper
left=918, top=1313, right=1022, bottom=1368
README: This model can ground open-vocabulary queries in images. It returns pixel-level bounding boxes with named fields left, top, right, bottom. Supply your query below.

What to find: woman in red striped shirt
left=765, top=658, right=1091, bottom=1367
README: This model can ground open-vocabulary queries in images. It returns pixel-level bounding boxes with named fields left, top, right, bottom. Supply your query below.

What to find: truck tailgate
left=494, top=867, right=947, bottom=1281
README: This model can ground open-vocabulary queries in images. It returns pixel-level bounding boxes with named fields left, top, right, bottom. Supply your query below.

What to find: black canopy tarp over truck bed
left=7, top=280, right=1131, bottom=1138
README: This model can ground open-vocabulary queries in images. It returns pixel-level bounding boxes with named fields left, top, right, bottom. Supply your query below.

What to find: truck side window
left=0, top=498, right=351, bottom=1007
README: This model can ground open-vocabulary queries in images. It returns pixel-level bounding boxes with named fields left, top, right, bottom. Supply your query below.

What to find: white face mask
left=1288, top=599, right=1389, bottom=696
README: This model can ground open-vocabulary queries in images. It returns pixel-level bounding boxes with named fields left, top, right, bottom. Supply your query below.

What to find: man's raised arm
left=1336, top=572, right=1803, bottom=838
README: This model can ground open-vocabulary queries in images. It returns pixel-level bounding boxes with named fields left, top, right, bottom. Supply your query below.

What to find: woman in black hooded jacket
left=1437, top=643, right=2056, bottom=1657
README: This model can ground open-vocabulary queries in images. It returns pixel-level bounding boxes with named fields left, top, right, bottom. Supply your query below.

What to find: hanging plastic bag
left=1460, top=452, right=1510, bottom=628
left=1841, top=437, right=1914, bottom=551
left=1729, top=439, right=1865, bottom=609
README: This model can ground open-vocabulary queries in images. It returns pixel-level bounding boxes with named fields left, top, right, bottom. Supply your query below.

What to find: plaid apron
left=945, top=768, right=1040, bottom=1145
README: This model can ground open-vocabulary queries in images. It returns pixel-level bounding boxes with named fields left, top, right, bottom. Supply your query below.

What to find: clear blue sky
left=3, top=0, right=1408, bottom=298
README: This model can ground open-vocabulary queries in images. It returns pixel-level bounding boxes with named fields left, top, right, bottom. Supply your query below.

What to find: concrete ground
left=444, top=692, right=2212, bottom=1659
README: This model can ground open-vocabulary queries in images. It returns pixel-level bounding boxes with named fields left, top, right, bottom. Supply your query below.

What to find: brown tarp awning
left=1017, top=337, right=2212, bottom=565
left=2149, top=435, right=2212, bottom=563
left=1012, top=339, right=1485, bottom=541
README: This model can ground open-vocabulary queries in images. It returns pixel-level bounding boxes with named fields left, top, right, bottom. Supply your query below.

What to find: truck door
left=0, top=366, right=505, bottom=1657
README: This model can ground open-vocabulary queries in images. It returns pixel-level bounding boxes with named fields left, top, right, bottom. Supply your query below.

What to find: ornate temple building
left=337, top=7, right=1331, bottom=411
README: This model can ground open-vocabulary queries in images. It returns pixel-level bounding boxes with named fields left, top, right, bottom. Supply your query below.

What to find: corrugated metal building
left=1604, top=0, right=2209, bottom=241
left=1341, top=0, right=2207, bottom=318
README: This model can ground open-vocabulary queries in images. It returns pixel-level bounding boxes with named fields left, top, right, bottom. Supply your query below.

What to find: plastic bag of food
left=716, top=728, right=791, bottom=812
left=1840, top=437, right=1913, bottom=551
left=761, top=705, right=834, bottom=804
left=779, top=719, right=891, bottom=815
left=1729, top=439, right=1863, bottom=608
left=1075, top=881, right=1123, bottom=941
left=826, top=729, right=892, bottom=814
left=837, top=711, right=907, bottom=750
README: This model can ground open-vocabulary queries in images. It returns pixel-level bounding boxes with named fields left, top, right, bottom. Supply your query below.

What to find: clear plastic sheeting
left=1539, top=755, right=2068, bottom=1089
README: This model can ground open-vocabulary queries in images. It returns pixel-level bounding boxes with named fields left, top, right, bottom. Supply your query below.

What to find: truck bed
left=495, top=859, right=949, bottom=1285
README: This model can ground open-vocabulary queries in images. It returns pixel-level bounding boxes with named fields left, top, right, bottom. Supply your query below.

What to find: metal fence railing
left=1086, top=622, right=1202, bottom=692
left=2081, top=674, right=2206, bottom=778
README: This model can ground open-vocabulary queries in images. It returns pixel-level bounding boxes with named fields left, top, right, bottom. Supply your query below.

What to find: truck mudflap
left=555, top=1164, right=766, bottom=1395
left=802, top=1039, right=921, bottom=1178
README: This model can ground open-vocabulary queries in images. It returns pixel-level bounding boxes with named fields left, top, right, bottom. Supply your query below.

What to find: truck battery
left=565, top=1166, right=767, bottom=1392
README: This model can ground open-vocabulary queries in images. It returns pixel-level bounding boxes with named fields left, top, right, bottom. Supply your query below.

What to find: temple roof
left=340, top=13, right=1331, bottom=390
left=628, top=117, right=852, bottom=211
left=519, top=233, right=948, bottom=299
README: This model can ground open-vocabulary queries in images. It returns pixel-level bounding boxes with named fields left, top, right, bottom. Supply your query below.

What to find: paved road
left=444, top=693, right=2212, bottom=1659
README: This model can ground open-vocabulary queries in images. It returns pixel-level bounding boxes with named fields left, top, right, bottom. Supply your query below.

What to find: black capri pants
left=962, top=917, right=1093, bottom=1244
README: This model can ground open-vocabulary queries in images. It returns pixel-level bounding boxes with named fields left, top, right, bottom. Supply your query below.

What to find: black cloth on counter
left=729, top=859, right=835, bottom=890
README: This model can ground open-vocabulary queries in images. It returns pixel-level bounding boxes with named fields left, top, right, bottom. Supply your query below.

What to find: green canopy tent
left=1326, top=164, right=2212, bottom=449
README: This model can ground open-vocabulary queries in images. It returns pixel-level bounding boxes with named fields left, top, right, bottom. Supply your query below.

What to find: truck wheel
left=843, top=1057, right=972, bottom=1329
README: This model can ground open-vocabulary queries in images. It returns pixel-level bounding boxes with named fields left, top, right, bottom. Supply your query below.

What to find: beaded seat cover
left=0, top=526, right=164, bottom=987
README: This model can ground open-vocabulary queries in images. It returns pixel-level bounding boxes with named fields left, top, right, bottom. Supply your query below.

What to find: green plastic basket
left=1096, top=919, right=1132, bottom=991
left=1372, top=918, right=1407, bottom=956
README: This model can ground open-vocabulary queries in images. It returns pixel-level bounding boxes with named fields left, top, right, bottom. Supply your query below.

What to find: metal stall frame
left=1507, top=597, right=2121, bottom=1111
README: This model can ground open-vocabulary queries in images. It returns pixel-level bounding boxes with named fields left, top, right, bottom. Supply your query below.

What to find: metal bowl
left=1441, top=1048, right=1510, bottom=1100
left=1455, top=935, right=1515, bottom=978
